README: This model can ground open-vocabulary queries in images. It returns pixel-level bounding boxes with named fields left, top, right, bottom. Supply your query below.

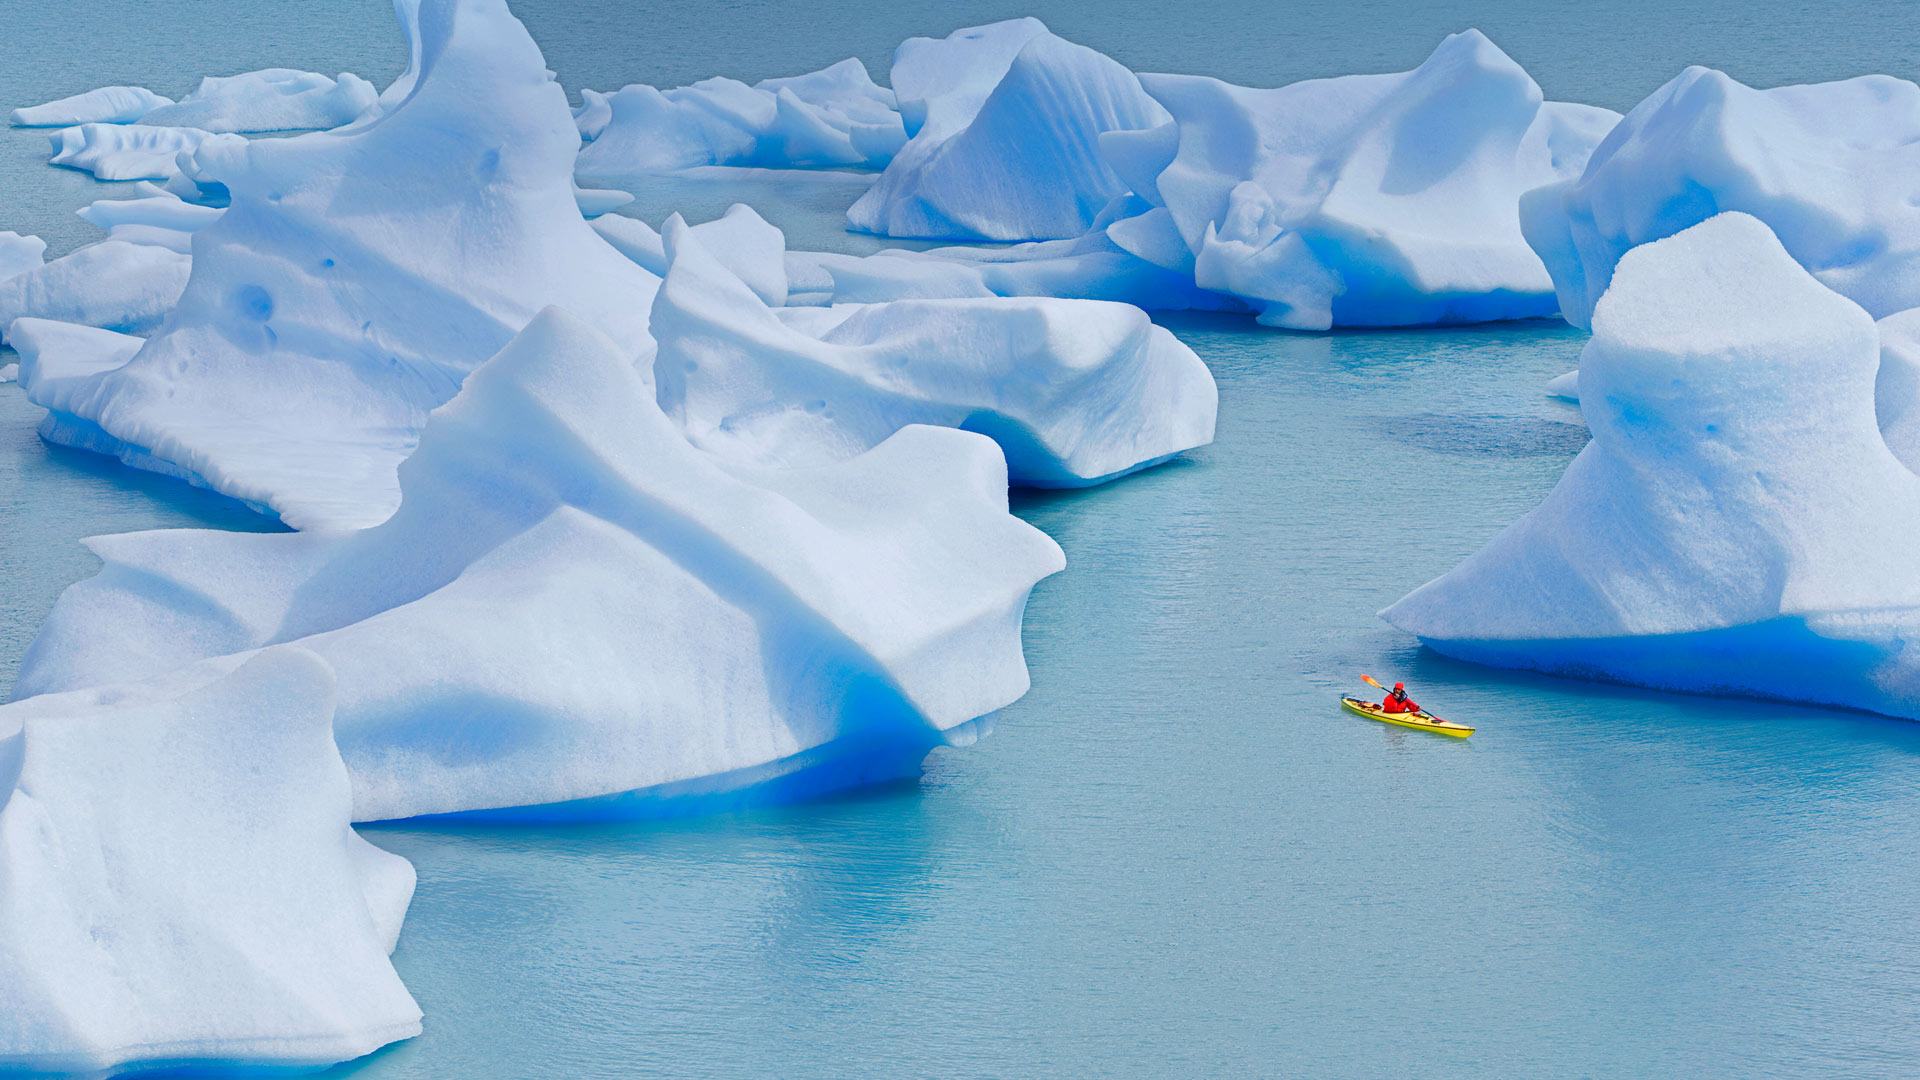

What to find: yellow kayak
left=1341, top=696, right=1474, bottom=738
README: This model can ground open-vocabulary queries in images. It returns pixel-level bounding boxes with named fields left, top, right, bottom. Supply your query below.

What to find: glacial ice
left=0, top=239, right=191, bottom=339
left=847, top=21, right=1168, bottom=241
left=1109, top=31, right=1619, bottom=329
left=1876, top=309, right=1920, bottom=475
left=1521, top=67, right=1920, bottom=329
left=1384, top=213, right=1920, bottom=718
left=139, top=68, right=380, bottom=133
left=9, top=85, right=173, bottom=127
left=46, top=122, right=212, bottom=181
left=20, top=0, right=660, bottom=531
left=16, top=307, right=1065, bottom=822
left=573, top=58, right=906, bottom=177
left=654, top=217, right=1215, bottom=483
left=0, top=649, right=421, bottom=1073
left=0, top=231, right=45, bottom=281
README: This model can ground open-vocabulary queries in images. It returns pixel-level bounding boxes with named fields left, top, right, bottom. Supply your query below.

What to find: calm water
left=3, top=2, right=1920, bottom=1077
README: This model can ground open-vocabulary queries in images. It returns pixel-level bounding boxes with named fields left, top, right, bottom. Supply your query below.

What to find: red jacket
left=1381, top=691, right=1419, bottom=714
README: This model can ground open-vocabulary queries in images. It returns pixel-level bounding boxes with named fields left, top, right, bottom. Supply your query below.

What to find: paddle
left=1360, top=674, right=1387, bottom=694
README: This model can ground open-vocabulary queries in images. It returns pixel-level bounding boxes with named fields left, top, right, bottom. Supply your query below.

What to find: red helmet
left=1393, top=682, right=1405, bottom=691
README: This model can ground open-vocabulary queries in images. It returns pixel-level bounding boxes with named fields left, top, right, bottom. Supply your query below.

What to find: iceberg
left=9, top=85, right=172, bottom=127
left=46, top=122, right=211, bottom=181
left=16, top=308, right=1065, bottom=823
left=1877, top=309, right=1920, bottom=475
left=75, top=183, right=225, bottom=253
left=655, top=217, right=1215, bottom=484
left=0, top=231, right=45, bottom=281
left=139, top=68, right=380, bottom=133
left=1384, top=212, right=1920, bottom=719
left=0, top=649, right=420, bottom=1073
left=846, top=20, right=1169, bottom=241
left=1521, top=67, right=1920, bottom=330
left=20, top=0, right=660, bottom=532
left=0, top=239, right=190, bottom=339
left=573, top=58, right=906, bottom=177
left=1108, top=31, right=1618, bottom=329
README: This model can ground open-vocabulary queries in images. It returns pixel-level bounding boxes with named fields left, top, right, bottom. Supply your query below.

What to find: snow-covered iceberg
left=846, top=20, right=1169, bottom=241
left=9, top=85, right=172, bottom=127
left=1876, top=308, right=1920, bottom=475
left=1104, top=31, right=1618, bottom=329
left=0, top=231, right=45, bottom=281
left=0, top=649, right=420, bottom=1073
left=20, top=0, right=659, bottom=531
left=16, top=307, right=1065, bottom=822
left=573, top=58, right=905, bottom=177
left=0, top=239, right=190, bottom=339
left=655, top=217, right=1215, bottom=484
left=46, top=122, right=211, bottom=181
left=139, top=68, right=379, bottom=133
left=1521, top=67, right=1920, bottom=330
left=1384, top=212, right=1920, bottom=719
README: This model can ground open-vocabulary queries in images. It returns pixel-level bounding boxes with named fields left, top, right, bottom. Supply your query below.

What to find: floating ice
left=20, top=0, right=660, bottom=531
left=1106, top=31, right=1618, bottom=329
left=0, top=240, right=190, bottom=339
left=1384, top=213, right=1920, bottom=718
left=847, top=20, right=1168, bottom=241
left=1877, top=309, right=1920, bottom=475
left=1521, top=67, right=1920, bottom=330
left=573, top=88, right=612, bottom=140
left=75, top=183, right=225, bottom=253
left=16, top=307, right=1065, bottom=822
left=0, top=365, right=15, bottom=384
left=1544, top=369, right=1579, bottom=401
left=139, top=68, right=380, bottom=133
left=9, top=85, right=173, bottom=127
left=0, top=232, right=46, bottom=281
left=47, top=122, right=211, bottom=181
left=0, top=649, right=420, bottom=1073
left=655, top=217, right=1215, bottom=484
left=574, top=58, right=905, bottom=177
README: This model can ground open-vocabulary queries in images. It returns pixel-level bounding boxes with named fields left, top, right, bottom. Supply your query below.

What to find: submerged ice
left=1384, top=213, right=1920, bottom=718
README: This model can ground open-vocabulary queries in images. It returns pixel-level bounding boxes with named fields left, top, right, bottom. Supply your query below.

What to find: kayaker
left=1380, top=682, right=1420, bottom=714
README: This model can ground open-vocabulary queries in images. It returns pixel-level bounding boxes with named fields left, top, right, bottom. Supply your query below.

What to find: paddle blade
left=1360, top=674, right=1386, bottom=692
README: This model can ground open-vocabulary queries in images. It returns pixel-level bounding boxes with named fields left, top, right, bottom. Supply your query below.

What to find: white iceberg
left=0, top=239, right=190, bottom=339
left=75, top=183, right=225, bottom=253
left=1876, top=308, right=1920, bottom=475
left=1108, top=31, right=1618, bottom=329
left=16, top=307, right=1065, bottom=823
left=847, top=20, right=1169, bottom=241
left=0, top=649, right=420, bottom=1073
left=9, top=85, right=172, bottom=127
left=1521, top=67, right=1920, bottom=330
left=595, top=204, right=788, bottom=306
left=21, top=0, right=660, bottom=532
left=573, top=87, right=612, bottom=140
left=655, top=217, right=1215, bottom=484
left=1384, top=212, right=1920, bottom=718
left=573, top=58, right=905, bottom=177
left=46, top=122, right=212, bottom=181
left=139, top=68, right=380, bottom=133
left=0, top=231, right=46, bottom=281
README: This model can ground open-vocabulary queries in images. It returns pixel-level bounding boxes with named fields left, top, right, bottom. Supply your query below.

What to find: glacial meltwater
left=4, top=1, right=1920, bottom=1076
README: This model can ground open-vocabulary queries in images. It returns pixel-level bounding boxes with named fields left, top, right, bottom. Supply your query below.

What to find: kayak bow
left=1341, top=696, right=1474, bottom=738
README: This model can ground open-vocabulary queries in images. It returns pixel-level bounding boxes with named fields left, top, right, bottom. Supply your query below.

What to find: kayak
left=1341, top=696, right=1475, bottom=738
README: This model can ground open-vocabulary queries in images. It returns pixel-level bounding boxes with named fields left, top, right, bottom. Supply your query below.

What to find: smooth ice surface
left=1522, top=67, right=1920, bottom=329
left=654, top=216, right=1215, bottom=484
left=847, top=23, right=1169, bottom=241
left=573, top=58, right=905, bottom=176
left=0, top=232, right=45, bottom=281
left=1385, top=213, right=1920, bottom=717
left=46, top=122, right=211, bottom=181
left=0, top=239, right=190, bottom=338
left=1109, top=31, right=1618, bottom=329
left=9, top=85, right=172, bottom=127
left=139, top=68, right=380, bottom=133
left=16, top=308, right=1064, bottom=823
left=1876, top=308, right=1920, bottom=475
left=21, top=0, right=660, bottom=531
left=0, top=649, right=420, bottom=1074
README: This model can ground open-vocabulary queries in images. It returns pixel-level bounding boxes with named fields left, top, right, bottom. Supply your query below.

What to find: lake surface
left=3, top=2, right=1919, bottom=1076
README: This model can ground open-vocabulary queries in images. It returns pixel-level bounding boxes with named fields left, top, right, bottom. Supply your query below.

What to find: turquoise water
left=4, top=3, right=1920, bottom=1077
